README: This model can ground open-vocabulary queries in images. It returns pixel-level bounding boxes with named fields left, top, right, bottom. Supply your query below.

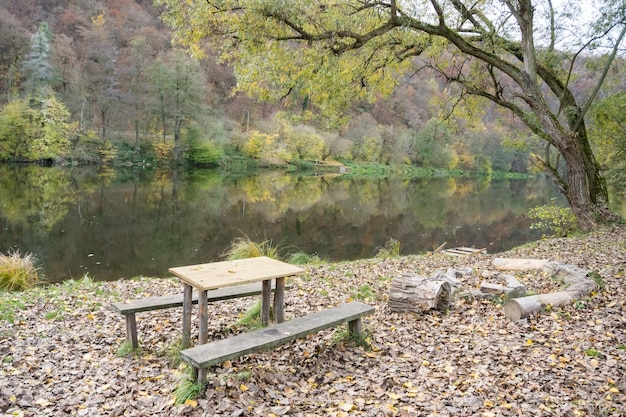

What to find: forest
left=0, top=0, right=624, bottom=183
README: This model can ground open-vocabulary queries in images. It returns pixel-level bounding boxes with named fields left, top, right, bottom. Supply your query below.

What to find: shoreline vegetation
left=1, top=224, right=625, bottom=416
left=10, top=156, right=539, bottom=180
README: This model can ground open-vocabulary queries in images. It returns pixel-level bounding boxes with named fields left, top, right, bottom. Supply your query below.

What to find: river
left=0, top=164, right=575, bottom=283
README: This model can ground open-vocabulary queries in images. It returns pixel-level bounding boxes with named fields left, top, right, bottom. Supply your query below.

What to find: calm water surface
left=0, top=165, right=569, bottom=283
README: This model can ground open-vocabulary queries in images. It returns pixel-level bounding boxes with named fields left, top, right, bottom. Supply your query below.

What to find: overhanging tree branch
left=573, top=24, right=626, bottom=131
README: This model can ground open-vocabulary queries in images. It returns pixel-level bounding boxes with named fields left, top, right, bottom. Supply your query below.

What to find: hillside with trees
left=0, top=1, right=624, bottom=201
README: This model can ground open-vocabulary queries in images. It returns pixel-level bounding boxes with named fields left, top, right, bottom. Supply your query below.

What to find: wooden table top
left=168, top=256, right=305, bottom=291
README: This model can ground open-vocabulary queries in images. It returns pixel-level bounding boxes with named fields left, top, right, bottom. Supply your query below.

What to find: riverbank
left=1, top=225, right=625, bottom=416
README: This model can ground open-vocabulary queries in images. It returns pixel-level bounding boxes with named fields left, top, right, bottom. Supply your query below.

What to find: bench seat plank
left=109, top=281, right=283, bottom=315
left=181, top=301, right=375, bottom=369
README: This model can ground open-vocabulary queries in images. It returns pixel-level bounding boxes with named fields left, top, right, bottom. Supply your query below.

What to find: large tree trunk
left=546, top=129, right=613, bottom=231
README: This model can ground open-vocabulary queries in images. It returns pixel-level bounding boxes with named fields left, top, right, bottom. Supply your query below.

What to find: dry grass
left=221, top=236, right=281, bottom=260
left=0, top=250, right=41, bottom=292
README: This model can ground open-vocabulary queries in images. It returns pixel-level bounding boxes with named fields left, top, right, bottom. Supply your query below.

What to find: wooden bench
left=109, top=281, right=287, bottom=349
left=180, top=301, right=375, bottom=383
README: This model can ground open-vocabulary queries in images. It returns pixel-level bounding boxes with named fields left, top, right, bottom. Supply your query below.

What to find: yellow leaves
left=239, top=383, right=249, bottom=392
left=140, top=374, right=165, bottom=383
left=184, top=399, right=197, bottom=407
left=92, top=14, right=106, bottom=28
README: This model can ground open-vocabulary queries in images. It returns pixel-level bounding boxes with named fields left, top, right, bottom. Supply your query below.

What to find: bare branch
left=574, top=24, right=626, bottom=131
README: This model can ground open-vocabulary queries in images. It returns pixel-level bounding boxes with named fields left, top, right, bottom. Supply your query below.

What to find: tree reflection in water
left=0, top=165, right=565, bottom=283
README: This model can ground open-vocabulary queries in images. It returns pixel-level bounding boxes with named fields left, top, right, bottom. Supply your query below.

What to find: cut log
left=503, top=262, right=598, bottom=321
left=493, top=258, right=548, bottom=271
left=389, top=273, right=452, bottom=313
left=504, top=291, right=576, bottom=321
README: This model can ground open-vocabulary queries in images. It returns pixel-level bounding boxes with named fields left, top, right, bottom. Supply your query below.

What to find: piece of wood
left=433, top=242, right=447, bottom=253
left=480, top=282, right=507, bottom=294
left=180, top=302, right=375, bottom=380
left=388, top=274, right=452, bottom=313
left=442, top=247, right=486, bottom=257
left=504, top=291, right=576, bottom=321
left=503, top=262, right=598, bottom=321
left=493, top=258, right=548, bottom=271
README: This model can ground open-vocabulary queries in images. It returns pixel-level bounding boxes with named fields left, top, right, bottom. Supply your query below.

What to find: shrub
left=0, top=250, right=41, bottom=292
left=528, top=199, right=578, bottom=237
left=187, top=140, right=223, bottom=167
left=152, top=142, right=174, bottom=164
left=242, top=131, right=277, bottom=159
left=112, top=140, right=156, bottom=165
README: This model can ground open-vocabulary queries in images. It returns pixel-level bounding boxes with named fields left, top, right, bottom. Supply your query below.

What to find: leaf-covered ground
left=1, top=225, right=625, bottom=417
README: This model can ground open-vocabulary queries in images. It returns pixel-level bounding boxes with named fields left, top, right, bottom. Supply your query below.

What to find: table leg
left=197, top=289, right=209, bottom=385
left=273, top=277, right=285, bottom=323
left=261, top=279, right=271, bottom=325
left=198, top=289, right=208, bottom=345
left=182, top=283, right=193, bottom=348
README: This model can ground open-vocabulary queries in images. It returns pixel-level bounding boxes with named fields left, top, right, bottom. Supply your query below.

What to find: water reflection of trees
left=0, top=165, right=82, bottom=230
left=0, top=166, right=568, bottom=283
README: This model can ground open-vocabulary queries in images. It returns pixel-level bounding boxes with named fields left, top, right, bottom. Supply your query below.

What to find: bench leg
left=348, top=317, right=363, bottom=337
left=182, top=283, right=193, bottom=348
left=261, top=279, right=271, bottom=326
left=125, top=313, right=138, bottom=350
left=273, top=277, right=285, bottom=323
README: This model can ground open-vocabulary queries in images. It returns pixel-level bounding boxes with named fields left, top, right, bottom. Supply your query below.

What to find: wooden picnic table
left=168, top=256, right=304, bottom=359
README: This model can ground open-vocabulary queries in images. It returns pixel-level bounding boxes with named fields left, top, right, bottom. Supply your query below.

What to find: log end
left=503, top=296, right=542, bottom=321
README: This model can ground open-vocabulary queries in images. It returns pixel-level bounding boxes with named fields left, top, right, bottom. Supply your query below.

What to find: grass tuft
left=285, top=251, right=323, bottom=265
left=375, top=238, right=401, bottom=259
left=0, top=249, right=42, bottom=292
left=158, top=337, right=184, bottom=367
left=115, top=340, right=142, bottom=357
left=174, top=365, right=205, bottom=405
left=229, top=300, right=266, bottom=331
left=222, top=236, right=281, bottom=260
left=331, top=326, right=372, bottom=349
